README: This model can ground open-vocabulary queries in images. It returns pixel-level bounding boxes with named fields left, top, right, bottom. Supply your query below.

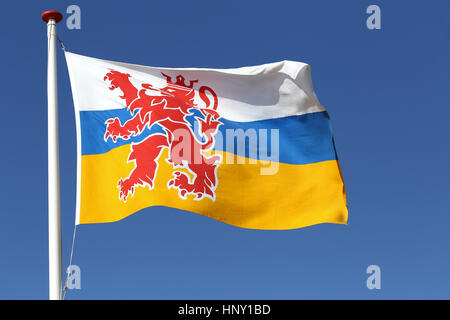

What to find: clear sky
left=0, top=0, right=449, bottom=299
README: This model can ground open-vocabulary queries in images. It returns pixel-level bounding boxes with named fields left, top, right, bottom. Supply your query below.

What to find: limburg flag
left=65, top=52, right=348, bottom=229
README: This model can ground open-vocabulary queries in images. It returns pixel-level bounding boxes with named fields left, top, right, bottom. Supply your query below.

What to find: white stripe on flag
left=65, top=52, right=325, bottom=122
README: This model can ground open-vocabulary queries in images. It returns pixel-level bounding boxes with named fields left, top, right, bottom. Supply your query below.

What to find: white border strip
left=64, top=52, right=82, bottom=225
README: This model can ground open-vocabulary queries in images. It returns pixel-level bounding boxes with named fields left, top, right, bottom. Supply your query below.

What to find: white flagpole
left=42, top=10, right=63, bottom=300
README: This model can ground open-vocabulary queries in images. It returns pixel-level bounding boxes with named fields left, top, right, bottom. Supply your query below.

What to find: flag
left=65, top=52, right=347, bottom=229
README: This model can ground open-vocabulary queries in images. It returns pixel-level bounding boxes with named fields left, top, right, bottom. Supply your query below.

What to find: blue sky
left=0, top=0, right=449, bottom=299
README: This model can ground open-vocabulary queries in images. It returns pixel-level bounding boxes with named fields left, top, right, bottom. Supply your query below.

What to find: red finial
left=41, top=10, right=63, bottom=23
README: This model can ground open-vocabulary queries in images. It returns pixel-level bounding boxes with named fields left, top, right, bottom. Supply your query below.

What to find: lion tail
left=199, top=86, right=218, bottom=110
left=197, top=114, right=221, bottom=150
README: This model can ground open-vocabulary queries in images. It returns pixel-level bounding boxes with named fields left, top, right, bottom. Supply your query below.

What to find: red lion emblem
left=103, top=70, right=222, bottom=202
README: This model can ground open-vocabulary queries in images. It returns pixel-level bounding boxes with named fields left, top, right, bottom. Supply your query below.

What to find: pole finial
left=41, top=10, right=63, bottom=23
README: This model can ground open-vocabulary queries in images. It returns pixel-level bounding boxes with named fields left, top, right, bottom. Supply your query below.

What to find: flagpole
left=42, top=10, right=63, bottom=300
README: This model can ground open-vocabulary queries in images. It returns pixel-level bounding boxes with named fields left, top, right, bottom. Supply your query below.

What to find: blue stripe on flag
left=79, top=110, right=337, bottom=165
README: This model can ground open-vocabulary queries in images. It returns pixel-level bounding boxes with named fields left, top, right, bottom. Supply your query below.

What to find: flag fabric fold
left=65, top=51, right=347, bottom=229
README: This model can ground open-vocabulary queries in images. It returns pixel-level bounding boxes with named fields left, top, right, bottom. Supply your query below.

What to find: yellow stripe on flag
left=79, top=145, right=347, bottom=229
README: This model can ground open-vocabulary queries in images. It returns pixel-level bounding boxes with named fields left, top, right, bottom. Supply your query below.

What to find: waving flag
left=65, top=52, right=347, bottom=229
